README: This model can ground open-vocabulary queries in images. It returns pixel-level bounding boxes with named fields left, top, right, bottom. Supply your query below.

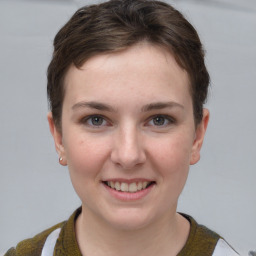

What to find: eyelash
left=147, top=115, right=175, bottom=127
left=80, top=114, right=175, bottom=128
left=81, top=115, right=109, bottom=127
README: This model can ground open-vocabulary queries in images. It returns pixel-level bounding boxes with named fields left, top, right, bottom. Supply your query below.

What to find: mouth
left=102, top=180, right=156, bottom=193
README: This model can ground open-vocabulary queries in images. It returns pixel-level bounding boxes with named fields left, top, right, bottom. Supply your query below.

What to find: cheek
left=150, top=133, right=193, bottom=171
left=146, top=134, right=193, bottom=209
left=64, top=134, right=111, bottom=179
left=149, top=133, right=193, bottom=191
left=64, top=135, right=112, bottom=203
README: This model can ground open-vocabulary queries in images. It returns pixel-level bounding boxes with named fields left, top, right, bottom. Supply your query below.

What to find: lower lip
left=103, top=183, right=155, bottom=201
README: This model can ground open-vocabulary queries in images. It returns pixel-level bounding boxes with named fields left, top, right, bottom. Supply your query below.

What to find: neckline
left=176, top=213, right=198, bottom=255
left=61, top=208, right=197, bottom=256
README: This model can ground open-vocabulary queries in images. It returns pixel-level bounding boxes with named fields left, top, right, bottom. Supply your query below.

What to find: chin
left=104, top=208, right=157, bottom=231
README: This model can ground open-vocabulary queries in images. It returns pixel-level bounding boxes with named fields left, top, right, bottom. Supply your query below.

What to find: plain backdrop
left=0, top=0, right=255, bottom=255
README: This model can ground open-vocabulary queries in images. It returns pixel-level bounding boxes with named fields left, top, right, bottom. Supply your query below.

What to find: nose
left=110, top=125, right=146, bottom=169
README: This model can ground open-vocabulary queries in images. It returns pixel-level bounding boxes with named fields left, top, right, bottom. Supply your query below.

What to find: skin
left=48, top=43, right=209, bottom=256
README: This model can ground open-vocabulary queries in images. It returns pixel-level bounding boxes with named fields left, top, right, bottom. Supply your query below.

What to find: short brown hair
left=47, top=0, right=209, bottom=130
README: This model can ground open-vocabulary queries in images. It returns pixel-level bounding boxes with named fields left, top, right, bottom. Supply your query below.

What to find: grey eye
left=152, top=116, right=166, bottom=126
left=89, top=116, right=104, bottom=126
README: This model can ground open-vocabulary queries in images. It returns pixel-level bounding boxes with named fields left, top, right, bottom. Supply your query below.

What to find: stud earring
left=59, top=157, right=63, bottom=164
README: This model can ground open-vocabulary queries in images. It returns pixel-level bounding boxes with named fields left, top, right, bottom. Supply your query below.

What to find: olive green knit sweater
left=4, top=208, right=221, bottom=256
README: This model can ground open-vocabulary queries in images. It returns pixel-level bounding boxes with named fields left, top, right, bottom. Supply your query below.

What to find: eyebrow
left=141, top=101, right=184, bottom=112
left=72, top=101, right=116, bottom=112
left=72, top=101, right=184, bottom=112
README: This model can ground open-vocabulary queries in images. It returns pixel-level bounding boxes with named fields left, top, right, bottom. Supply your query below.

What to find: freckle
left=79, top=140, right=85, bottom=145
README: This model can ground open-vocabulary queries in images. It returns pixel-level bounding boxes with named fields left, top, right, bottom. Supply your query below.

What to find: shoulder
left=4, top=222, right=65, bottom=256
left=4, top=208, right=81, bottom=256
left=178, top=213, right=239, bottom=256
left=194, top=223, right=239, bottom=255
left=212, top=239, right=239, bottom=256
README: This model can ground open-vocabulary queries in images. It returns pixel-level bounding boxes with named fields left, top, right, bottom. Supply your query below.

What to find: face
left=48, top=43, right=209, bottom=231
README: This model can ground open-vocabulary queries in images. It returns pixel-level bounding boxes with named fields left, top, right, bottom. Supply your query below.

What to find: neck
left=75, top=206, right=190, bottom=256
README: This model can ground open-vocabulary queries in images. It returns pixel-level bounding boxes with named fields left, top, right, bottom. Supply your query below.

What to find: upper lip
left=102, top=178, right=155, bottom=184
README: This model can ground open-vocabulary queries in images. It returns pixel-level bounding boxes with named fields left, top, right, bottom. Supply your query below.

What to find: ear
left=190, top=108, right=210, bottom=165
left=47, top=112, right=67, bottom=166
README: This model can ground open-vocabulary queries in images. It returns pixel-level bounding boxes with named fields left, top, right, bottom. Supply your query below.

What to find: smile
left=103, top=181, right=155, bottom=193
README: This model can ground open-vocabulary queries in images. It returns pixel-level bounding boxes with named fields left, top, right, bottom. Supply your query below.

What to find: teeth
left=106, top=181, right=152, bottom=193
left=110, top=181, right=115, bottom=189
left=120, top=182, right=128, bottom=192
left=142, top=181, right=148, bottom=189
left=137, top=182, right=142, bottom=190
left=114, top=181, right=121, bottom=191
left=129, top=182, right=137, bottom=192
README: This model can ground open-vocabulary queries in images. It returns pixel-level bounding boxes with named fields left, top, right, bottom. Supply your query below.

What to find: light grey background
left=0, top=0, right=255, bottom=255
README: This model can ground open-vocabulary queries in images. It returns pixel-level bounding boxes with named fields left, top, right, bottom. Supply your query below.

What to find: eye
left=83, top=115, right=108, bottom=127
left=148, top=115, right=174, bottom=127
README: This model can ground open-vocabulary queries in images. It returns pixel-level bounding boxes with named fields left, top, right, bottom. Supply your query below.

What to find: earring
left=59, top=157, right=63, bottom=164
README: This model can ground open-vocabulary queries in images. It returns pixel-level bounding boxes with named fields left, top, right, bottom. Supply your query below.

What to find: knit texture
left=4, top=208, right=221, bottom=256
left=178, top=213, right=220, bottom=255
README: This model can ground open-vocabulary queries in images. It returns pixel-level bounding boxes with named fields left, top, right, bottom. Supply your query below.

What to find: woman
left=5, top=0, right=239, bottom=255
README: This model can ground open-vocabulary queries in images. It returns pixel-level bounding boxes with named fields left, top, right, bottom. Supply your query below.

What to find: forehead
left=63, top=43, right=191, bottom=108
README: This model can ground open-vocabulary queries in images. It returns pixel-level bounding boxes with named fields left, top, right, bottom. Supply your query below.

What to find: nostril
left=110, top=132, right=146, bottom=169
left=111, top=152, right=146, bottom=170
